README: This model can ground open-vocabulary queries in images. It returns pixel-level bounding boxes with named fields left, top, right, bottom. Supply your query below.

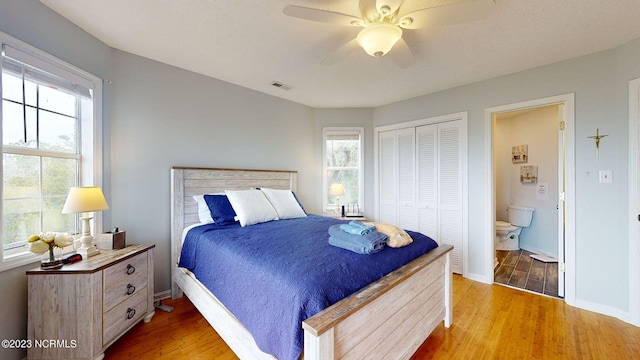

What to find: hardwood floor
left=106, top=275, right=640, bottom=359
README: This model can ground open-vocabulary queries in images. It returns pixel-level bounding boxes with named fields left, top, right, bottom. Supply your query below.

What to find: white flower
left=29, top=240, right=49, bottom=255
left=40, top=231, right=56, bottom=243
left=53, top=233, right=74, bottom=248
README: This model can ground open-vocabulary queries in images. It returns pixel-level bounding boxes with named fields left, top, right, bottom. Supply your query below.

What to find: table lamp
left=62, top=186, right=109, bottom=257
left=329, top=183, right=345, bottom=215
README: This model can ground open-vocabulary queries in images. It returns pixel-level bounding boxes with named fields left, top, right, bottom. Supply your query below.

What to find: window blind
left=1, top=44, right=92, bottom=99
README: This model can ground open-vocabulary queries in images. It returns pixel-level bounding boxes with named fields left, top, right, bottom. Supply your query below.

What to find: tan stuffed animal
left=364, top=222, right=413, bottom=248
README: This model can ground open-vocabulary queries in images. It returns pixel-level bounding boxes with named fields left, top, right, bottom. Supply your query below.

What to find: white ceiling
left=39, top=0, right=640, bottom=108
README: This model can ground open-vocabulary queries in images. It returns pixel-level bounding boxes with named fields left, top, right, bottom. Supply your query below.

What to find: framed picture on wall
left=520, top=165, right=537, bottom=183
left=512, top=144, right=528, bottom=163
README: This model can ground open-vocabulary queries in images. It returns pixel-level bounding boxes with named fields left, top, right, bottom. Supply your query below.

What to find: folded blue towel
left=339, top=221, right=375, bottom=235
left=328, top=224, right=387, bottom=254
left=349, top=220, right=369, bottom=228
left=339, top=224, right=372, bottom=235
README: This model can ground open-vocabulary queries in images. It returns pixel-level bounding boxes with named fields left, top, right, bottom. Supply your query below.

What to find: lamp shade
left=329, top=183, right=346, bottom=196
left=357, top=22, right=403, bottom=57
left=62, top=187, right=109, bottom=214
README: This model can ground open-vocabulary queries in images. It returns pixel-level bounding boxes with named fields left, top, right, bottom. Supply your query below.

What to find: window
left=0, top=33, right=102, bottom=271
left=323, top=127, right=364, bottom=213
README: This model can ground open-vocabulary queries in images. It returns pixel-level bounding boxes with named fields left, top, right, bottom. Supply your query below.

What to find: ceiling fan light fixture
left=356, top=22, right=402, bottom=58
left=379, top=5, right=391, bottom=15
left=400, top=17, right=413, bottom=27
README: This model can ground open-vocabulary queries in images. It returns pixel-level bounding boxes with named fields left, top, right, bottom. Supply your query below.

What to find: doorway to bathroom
left=486, top=94, right=576, bottom=301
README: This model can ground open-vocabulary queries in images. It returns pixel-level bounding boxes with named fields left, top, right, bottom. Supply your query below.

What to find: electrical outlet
left=599, top=170, right=613, bottom=183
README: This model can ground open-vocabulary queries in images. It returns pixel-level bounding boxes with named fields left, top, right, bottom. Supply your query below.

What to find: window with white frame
left=0, top=34, right=102, bottom=271
left=323, top=127, right=364, bottom=213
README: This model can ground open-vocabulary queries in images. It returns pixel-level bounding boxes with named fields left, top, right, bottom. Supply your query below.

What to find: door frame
left=484, top=94, right=576, bottom=305
left=628, top=78, right=640, bottom=326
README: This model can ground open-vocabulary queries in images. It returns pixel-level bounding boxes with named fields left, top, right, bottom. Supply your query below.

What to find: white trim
left=0, top=33, right=98, bottom=89
left=628, top=77, right=640, bottom=326
left=574, top=298, right=631, bottom=324
left=374, top=112, right=466, bottom=133
left=374, top=112, right=468, bottom=277
left=484, top=94, right=576, bottom=302
left=460, top=114, right=469, bottom=279
left=0, top=253, right=40, bottom=272
left=0, top=31, right=103, bottom=271
left=87, top=78, right=104, bottom=236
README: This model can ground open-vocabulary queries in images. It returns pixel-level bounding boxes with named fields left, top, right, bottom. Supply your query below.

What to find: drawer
left=104, top=251, right=148, bottom=288
left=103, top=288, right=147, bottom=346
left=103, top=252, right=148, bottom=311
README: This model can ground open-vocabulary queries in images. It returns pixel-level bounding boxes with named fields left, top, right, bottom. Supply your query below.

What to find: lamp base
left=77, top=245, right=100, bottom=257
left=76, top=216, right=100, bottom=257
left=76, top=234, right=100, bottom=257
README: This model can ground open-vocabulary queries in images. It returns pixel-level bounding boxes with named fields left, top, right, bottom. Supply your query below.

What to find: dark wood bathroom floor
left=494, top=249, right=560, bottom=298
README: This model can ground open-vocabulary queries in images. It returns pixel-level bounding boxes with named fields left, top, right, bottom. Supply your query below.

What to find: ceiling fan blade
left=320, top=38, right=360, bottom=65
left=387, top=37, right=414, bottom=68
left=376, top=0, right=404, bottom=16
left=283, top=5, right=363, bottom=26
left=398, top=0, right=495, bottom=30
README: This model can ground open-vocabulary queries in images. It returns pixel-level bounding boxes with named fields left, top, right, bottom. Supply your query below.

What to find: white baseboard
left=519, top=245, right=557, bottom=258
left=154, top=289, right=172, bottom=300
left=464, top=271, right=492, bottom=284
left=574, top=298, right=634, bottom=326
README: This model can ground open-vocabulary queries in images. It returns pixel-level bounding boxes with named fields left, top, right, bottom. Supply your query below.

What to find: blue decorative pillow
left=204, top=194, right=237, bottom=226
left=292, top=191, right=306, bottom=214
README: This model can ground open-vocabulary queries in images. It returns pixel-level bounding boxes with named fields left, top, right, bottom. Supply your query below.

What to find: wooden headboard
left=170, top=166, right=298, bottom=297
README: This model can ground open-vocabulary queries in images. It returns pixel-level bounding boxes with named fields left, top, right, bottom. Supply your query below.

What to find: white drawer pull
left=126, top=264, right=135, bottom=275
left=126, top=284, right=136, bottom=295
left=126, top=308, right=136, bottom=320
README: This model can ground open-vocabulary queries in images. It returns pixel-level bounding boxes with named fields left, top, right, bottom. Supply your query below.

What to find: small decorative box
left=96, top=231, right=126, bottom=250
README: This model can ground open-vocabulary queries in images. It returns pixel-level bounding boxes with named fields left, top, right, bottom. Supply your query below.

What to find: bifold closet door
left=416, top=125, right=438, bottom=240
left=417, top=121, right=463, bottom=274
left=379, top=128, right=417, bottom=229
left=396, top=128, right=417, bottom=231
left=438, top=121, right=463, bottom=274
left=379, top=131, right=397, bottom=224
left=380, top=121, right=463, bottom=274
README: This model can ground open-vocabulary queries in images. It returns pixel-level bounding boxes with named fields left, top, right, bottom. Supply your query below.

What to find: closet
left=376, top=117, right=466, bottom=274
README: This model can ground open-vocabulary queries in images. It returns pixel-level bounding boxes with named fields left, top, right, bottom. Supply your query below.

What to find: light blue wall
left=110, top=50, right=316, bottom=294
left=373, top=38, right=640, bottom=315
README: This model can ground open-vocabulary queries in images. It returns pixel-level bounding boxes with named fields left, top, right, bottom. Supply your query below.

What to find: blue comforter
left=178, top=214, right=438, bottom=360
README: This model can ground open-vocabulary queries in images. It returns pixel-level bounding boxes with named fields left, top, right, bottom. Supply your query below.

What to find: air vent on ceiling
left=271, top=81, right=292, bottom=90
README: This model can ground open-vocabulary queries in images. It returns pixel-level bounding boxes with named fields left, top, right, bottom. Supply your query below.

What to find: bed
left=171, top=167, right=453, bottom=360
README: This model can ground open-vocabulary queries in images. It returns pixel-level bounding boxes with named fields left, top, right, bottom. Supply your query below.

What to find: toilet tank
left=507, top=205, right=535, bottom=227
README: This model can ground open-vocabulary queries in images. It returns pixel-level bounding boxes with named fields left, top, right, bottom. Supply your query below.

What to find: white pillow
left=192, top=195, right=214, bottom=224
left=225, top=189, right=279, bottom=227
left=260, top=188, right=306, bottom=220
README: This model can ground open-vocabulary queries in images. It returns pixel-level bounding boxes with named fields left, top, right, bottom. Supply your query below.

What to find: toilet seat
left=496, top=220, right=518, bottom=231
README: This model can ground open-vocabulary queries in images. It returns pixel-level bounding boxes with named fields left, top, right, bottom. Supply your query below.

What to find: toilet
left=495, top=205, right=535, bottom=251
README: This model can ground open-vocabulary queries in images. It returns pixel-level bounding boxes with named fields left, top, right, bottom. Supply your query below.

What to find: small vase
left=40, top=248, right=63, bottom=269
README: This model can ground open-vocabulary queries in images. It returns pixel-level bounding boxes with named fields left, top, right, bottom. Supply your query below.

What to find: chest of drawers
left=27, top=244, right=155, bottom=360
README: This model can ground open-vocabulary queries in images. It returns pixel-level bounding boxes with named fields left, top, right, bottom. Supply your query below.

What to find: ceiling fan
left=283, top=0, right=495, bottom=68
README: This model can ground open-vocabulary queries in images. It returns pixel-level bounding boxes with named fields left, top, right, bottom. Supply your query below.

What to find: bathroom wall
left=495, top=105, right=559, bottom=257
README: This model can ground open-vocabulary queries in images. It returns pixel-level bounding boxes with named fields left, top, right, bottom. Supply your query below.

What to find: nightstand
left=27, top=244, right=155, bottom=360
